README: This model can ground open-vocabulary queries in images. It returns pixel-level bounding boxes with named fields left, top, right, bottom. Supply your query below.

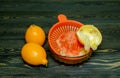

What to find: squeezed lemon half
left=76, top=31, right=90, bottom=52
left=76, top=25, right=102, bottom=50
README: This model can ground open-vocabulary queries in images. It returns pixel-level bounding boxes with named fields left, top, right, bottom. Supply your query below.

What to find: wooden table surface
left=0, top=0, right=120, bottom=78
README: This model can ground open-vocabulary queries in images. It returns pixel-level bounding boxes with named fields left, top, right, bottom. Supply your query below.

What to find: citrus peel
left=76, top=25, right=102, bottom=50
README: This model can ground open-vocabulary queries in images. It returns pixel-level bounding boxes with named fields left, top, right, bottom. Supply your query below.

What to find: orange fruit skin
left=21, top=43, right=48, bottom=65
left=25, top=24, right=46, bottom=46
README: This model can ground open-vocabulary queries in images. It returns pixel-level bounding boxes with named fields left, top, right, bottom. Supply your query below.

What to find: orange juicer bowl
left=48, top=14, right=92, bottom=64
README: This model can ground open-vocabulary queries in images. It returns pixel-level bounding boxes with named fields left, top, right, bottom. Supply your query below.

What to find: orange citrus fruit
left=21, top=43, right=48, bottom=66
left=25, top=24, right=46, bottom=45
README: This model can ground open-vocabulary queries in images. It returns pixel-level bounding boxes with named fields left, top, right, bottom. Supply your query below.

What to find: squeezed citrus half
left=76, top=25, right=102, bottom=50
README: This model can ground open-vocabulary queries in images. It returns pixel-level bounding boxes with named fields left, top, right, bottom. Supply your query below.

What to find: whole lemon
left=21, top=43, right=48, bottom=66
left=25, top=24, right=46, bottom=45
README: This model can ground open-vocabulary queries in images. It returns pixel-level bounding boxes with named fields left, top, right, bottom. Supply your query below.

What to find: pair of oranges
left=21, top=24, right=48, bottom=66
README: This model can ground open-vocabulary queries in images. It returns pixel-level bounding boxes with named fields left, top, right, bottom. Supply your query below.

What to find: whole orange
left=25, top=24, right=46, bottom=45
left=21, top=43, right=48, bottom=66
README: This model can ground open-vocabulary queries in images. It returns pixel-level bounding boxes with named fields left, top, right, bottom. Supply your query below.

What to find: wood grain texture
left=0, top=0, right=120, bottom=78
